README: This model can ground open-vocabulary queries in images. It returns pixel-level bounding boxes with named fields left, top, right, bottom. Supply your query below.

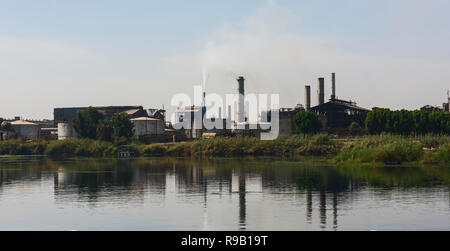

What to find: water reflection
left=0, top=158, right=449, bottom=230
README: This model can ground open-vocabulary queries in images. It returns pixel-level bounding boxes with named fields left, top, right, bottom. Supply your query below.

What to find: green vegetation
left=335, top=134, right=450, bottom=164
left=365, top=108, right=450, bottom=135
left=72, top=107, right=134, bottom=142
left=0, top=134, right=339, bottom=158
left=73, top=107, right=105, bottom=139
left=163, top=134, right=339, bottom=157
left=349, top=122, right=362, bottom=133
left=0, top=139, right=47, bottom=155
left=294, top=111, right=322, bottom=134
left=111, top=112, right=135, bottom=140
left=1, top=134, right=449, bottom=164
left=0, top=118, right=13, bottom=132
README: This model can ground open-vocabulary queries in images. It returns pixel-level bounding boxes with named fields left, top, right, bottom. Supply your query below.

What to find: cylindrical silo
left=58, top=123, right=75, bottom=140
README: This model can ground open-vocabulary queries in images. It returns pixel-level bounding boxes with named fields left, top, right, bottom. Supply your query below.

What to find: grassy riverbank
left=0, top=134, right=449, bottom=164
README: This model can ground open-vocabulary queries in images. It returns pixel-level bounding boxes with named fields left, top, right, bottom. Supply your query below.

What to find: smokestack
left=218, top=107, right=222, bottom=119
left=331, top=73, right=336, bottom=100
left=237, top=76, right=245, bottom=123
left=318, top=78, right=325, bottom=105
left=305, top=85, right=311, bottom=110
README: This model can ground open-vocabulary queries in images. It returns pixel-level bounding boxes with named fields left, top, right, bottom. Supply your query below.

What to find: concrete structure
left=262, top=105, right=305, bottom=137
left=131, top=117, right=165, bottom=137
left=305, top=85, right=311, bottom=110
left=237, top=76, right=245, bottom=123
left=318, top=78, right=325, bottom=105
left=10, top=120, right=40, bottom=139
left=331, top=73, right=336, bottom=100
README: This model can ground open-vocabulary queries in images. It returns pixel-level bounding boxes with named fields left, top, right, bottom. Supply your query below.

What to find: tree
left=0, top=119, right=13, bottom=132
left=366, top=108, right=449, bottom=135
left=349, top=122, right=362, bottom=133
left=294, top=111, right=322, bottom=135
left=72, top=107, right=105, bottom=139
left=96, top=121, right=114, bottom=141
left=111, top=112, right=134, bottom=140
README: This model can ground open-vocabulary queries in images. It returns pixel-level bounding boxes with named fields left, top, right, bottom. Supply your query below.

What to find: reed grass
left=0, top=134, right=449, bottom=164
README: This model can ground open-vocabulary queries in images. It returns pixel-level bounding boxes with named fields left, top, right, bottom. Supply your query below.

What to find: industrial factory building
left=262, top=73, right=370, bottom=136
left=54, top=106, right=165, bottom=140
left=309, top=73, right=370, bottom=129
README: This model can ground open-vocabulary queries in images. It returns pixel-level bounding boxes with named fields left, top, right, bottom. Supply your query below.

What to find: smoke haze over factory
left=1, top=0, right=450, bottom=120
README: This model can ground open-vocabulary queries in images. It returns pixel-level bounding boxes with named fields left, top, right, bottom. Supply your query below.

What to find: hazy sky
left=1, top=0, right=450, bottom=120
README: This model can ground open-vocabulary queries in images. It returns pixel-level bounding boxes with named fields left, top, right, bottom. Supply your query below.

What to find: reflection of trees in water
left=0, top=160, right=49, bottom=187
left=337, top=165, right=450, bottom=188
left=0, top=158, right=449, bottom=229
left=53, top=159, right=170, bottom=204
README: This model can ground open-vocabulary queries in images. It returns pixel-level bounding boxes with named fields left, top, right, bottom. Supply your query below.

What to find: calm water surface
left=0, top=157, right=449, bottom=231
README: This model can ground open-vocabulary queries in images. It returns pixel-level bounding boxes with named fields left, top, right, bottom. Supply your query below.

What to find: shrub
left=142, top=144, right=167, bottom=156
left=45, top=140, right=79, bottom=156
left=434, top=144, right=450, bottom=163
left=111, top=113, right=134, bottom=140
left=294, top=111, right=322, bottom=135
left=335, top=135, right=424, bottom=164
left=72, top=107, right=105, bottom=139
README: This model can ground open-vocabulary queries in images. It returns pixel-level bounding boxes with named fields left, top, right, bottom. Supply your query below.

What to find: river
left=0, top=157, right=449, bottom=231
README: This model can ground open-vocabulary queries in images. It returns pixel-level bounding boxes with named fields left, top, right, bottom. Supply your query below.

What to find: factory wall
left=132, top=118, right=165, bottom=137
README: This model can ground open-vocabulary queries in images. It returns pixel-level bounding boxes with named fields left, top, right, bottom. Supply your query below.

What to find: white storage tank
left=10, top=120, right=40, bottom=139
left=131, top=117, right=165, bottom=136
left=58, top=123, right=77, bottom=140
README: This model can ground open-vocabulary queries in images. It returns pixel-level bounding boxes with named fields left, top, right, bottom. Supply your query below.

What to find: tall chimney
left=305, top=85, right=311, bottom=110
left=218, top=107, right=222, bottom=119
left=318, top=78, right=325, bottom=105
left=237, top=76, right=245, bottom=123
left=331, top=72, right=336, bottom=100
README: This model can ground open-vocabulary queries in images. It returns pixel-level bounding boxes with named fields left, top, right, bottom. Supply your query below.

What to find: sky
left=1, top=0, right=450, bottom=120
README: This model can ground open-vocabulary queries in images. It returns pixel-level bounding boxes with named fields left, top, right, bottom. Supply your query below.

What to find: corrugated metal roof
left=124, top=109, right=141, bottom=115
